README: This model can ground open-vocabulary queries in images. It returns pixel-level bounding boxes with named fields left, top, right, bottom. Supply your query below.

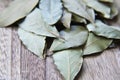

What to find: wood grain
left=11, top=27, right=21, bottom=80
left=0, top=0, right=120, bottom=80
left=0, top=28, right=12, bottom=80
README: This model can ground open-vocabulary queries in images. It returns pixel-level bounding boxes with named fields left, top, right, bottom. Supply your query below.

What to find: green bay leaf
left=61, top=9, right=72, bottom=29
left=39, top=0, right=63, bottom=25
left=83, top=33, right=112, bottom=55
left=62, top=0, right=94, bottom=23
left=19, top=8, right=59, bottom=38
left=0, top=0, right=39, bottom=27
left=84, top=0, right=111, bottom=18
left=50, top=25, right=88, bottom=51
left=18, top=28, right=46, bottom=59
left=99, top=0, right=113, bottom=3
left=53, top=49, right=83, bottom=80
left=87, top=20, right=120, bottom=39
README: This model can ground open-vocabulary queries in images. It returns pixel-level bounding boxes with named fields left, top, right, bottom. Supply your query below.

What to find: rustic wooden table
left=0, top=0, right=120, bottom=80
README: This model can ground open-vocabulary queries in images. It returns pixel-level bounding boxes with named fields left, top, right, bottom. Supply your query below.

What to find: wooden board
left=0, top=0, right=120, bottom=80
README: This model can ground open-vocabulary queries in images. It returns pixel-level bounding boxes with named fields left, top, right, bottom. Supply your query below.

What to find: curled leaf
left=83, top=33, right=112, bottom=55
left=53, top=49, right=83, bottom=80
left=0, top=0, right=39, bottom=27
left=19, top=8, right=59, bottom=38
left=39, top=0, right=63, bottom=25
left=18, top=28, right=46, bottom=59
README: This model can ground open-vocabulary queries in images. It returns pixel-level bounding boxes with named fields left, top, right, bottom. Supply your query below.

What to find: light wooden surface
left=0, top=0, right=120, bottom=80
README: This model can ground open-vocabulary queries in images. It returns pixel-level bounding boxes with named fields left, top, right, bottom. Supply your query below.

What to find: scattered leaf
left=18, top=28, right=46, bottom=59
left=83, top=33, right=112, bottom=55
left=19, top=8, right=59, bottom=38
left=53, top=49, right=83, bottom=80
left=0, top=0, right=39, bottom=27
left=39, top=0, right=63, bottom=25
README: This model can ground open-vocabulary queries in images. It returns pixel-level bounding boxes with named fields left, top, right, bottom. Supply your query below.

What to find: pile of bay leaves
left=0, top=0, right=120, bottom=80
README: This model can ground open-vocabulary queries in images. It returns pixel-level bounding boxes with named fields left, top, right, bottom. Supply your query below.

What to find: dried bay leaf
left=50, top=25, right=88, bottom=51
left=87, top=20, right=120, bottom=39
left=62, top=0, right=94, bottom=23
left=19, top=8, right=59, bottom=38
left=72, top=8, right=95, bottom=24
left=39, top=0, right=63, bottom=25
left=0, top=0, right=39, bottom=27
left=99, top=0, right=113, bottom=3
left=53, top=49, right=83, bottom=80
left=18, top=28, right=46, bottom=59
left=61, top=9, right=72, bottom=29
left=110, top=5, right=119, bottom=19
left=72, top=14, right=87, bottom=24
left=84, top=0, right=111, bottom=18
left=83, top=33, right=112, bottom=55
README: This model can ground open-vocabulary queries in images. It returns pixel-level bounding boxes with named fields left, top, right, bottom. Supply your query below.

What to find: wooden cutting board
left=0, top=0, right=120, bottom=80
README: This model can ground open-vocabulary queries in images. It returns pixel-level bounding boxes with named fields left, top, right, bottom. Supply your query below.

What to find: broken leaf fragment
left=0, top=0, right=39, bottom=27
left=83, top=33, right=112, bottom=55
left=18, top=28, right=46, bottom=59
left=50, top=25, right=88, bottom=51
left=39, top=0, right=63, bottom=25
left=53, top=49, right=83, bottom=80
left=87, top=20, right=120, bottom=39
left=19, top=8, right=59, bottom=38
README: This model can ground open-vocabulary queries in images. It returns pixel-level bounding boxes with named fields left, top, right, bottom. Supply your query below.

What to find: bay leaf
left=83, top=33, right=112, bottom=55
left=87, top=20, right=120, bottom=39
left=50, top=25, right=88, bottom=51
left=84, top=0, right=111, bottom=18
left=62, top=0, right=94, bottom=23
left=61, top=9, right=72, bottom=29
left=19, top=8, right=59, bottom=38
left=39, top=0, right=63, bottom=25
left=99, top=0, right=113, bottom=3
left=53, top=49, right=83, bottom=80
left=18, top=28, right=46, bottom=59
left=0, top=0, right=39, bottom=27
left=72, top=14, right=87, bottom=24
left=110, top=5, right=118, bottom=19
